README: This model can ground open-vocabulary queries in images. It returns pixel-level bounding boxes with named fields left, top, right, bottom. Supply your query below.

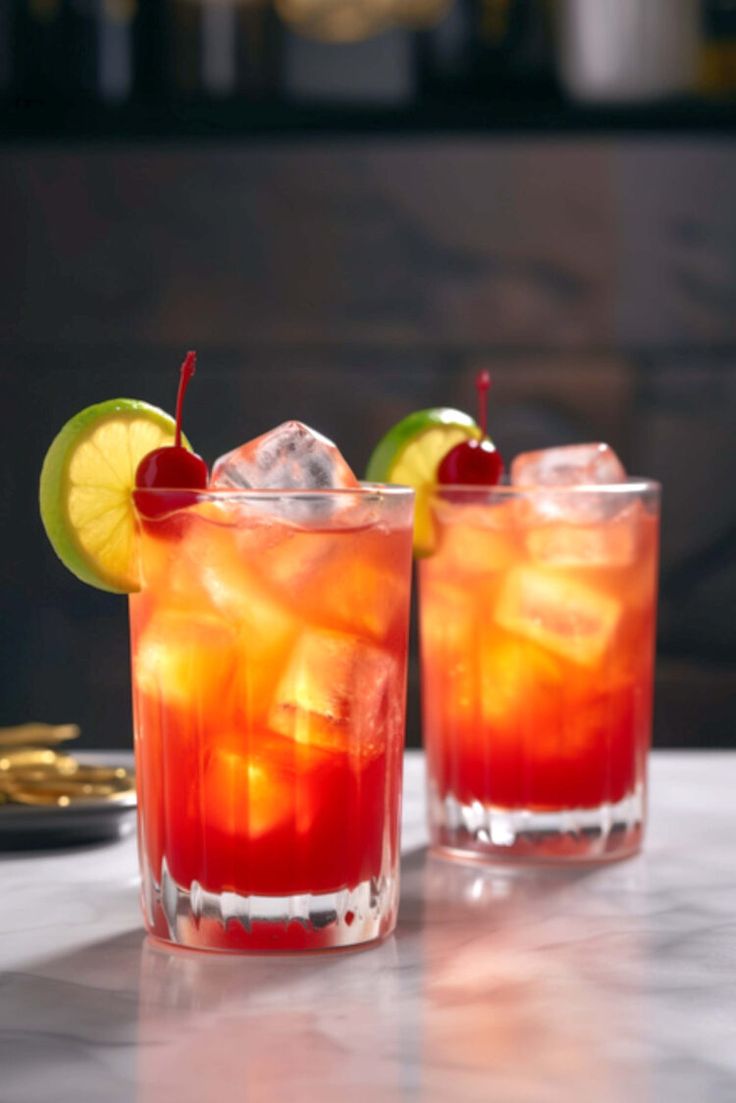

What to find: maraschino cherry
left=437, top=371, right=504, bottom=486
left=134, top=350, right=208, bottom=518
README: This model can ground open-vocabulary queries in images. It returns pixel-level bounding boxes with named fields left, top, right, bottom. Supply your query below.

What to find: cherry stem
left=476, top=370, right=491, bottom=438
left=175, top=350, right=197, bottom=449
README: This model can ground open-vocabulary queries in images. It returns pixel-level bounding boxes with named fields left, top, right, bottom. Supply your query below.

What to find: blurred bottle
left=416, top=0, right=554, bottom=97
left=557, top=0, right=700, bottom=105
left=13, top=0, right=137, bottom=101
left=699, top=0, right=736, bottom=99
left=165, top=0, right=281, bottom=100
left=93, top=0, right=136, bottom=101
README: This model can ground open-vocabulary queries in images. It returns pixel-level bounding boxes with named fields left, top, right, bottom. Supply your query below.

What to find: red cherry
left=436, top=370, right=504, bottom=487
left=135, top=350, right=209, bottom=519
left=136, top=447, right=208, bottom=491
left=437, top=437, right=504, bottom=486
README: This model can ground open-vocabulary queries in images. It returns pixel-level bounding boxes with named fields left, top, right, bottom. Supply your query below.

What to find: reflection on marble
left=1, top=752, right=736, bottom=1102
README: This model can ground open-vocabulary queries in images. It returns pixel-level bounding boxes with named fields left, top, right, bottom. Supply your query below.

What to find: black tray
left=0, top=788, right=136, bottom=849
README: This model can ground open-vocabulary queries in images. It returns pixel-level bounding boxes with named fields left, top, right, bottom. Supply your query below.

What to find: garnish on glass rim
left=39, top=355, right=198, bottom=593
left=436, top=371, right=504, bottom=487
left=365, top=407, right=481, bottom=556
left=134, top=350, right=209, bottom=519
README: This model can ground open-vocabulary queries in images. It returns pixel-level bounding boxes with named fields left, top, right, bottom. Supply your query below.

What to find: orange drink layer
left=129, top=487, right=413, bottom=951
left=419, top=482, right=660, bottom=863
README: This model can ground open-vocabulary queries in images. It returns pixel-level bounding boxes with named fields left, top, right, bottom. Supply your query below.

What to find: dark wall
left=3, top=138, right=735, bottom=749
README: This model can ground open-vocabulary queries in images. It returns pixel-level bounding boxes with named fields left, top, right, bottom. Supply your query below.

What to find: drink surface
left=420, top=488, right=659, bottom=813
left=129, top=491, right=412, bottom=947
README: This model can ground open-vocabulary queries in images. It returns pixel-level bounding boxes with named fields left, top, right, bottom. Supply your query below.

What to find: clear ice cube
left=270, top=628, right=399, bottom=755
left=211, top=420, right=359, bottom=492
left=496, top=566, right=620, bottom=667
left=511, top=443, right=627, bottom=522
left=511, top=443, right=626, bottom=487
left=211, top=421, right=359, bottom=522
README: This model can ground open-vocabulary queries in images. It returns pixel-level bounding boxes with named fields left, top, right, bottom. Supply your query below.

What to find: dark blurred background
left=1, top=0, right=735, bottom=750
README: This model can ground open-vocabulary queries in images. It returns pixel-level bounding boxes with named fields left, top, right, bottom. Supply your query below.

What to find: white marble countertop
left=1, top=751, right=735, bottom=1102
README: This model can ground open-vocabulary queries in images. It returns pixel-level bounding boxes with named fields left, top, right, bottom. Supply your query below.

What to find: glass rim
left=432, top=478, right=660, bottom=497
left=133, top=481, right=415, bottom=502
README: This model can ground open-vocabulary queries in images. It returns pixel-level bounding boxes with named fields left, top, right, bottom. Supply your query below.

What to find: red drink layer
left=419, top=486, right=659, bottom=856
left=130, top=489, right=412, bottom=950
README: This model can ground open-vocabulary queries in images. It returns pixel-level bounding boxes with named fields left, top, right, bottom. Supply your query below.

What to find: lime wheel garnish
left=39, top=398, right=187, bottom=593
left=365, top=408, right=480, bottom=555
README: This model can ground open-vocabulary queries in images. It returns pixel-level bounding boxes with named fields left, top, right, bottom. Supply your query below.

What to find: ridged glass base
left=141, top=858, right=398, bottom=952
left=429, top=783, right=645, bottom=864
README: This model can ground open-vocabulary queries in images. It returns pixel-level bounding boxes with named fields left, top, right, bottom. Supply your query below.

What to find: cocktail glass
left=419, top=481, right=660, bottom=863
left=129, top=485, right=414, bottom=951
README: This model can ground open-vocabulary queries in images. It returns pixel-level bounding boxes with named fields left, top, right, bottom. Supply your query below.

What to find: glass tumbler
left=419, top=481, right=660, bottom=863
left=129, top=485, right=414, bottom=951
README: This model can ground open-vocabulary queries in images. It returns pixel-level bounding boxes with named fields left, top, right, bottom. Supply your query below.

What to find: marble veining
left=1, top=752, right=735, bottom=1102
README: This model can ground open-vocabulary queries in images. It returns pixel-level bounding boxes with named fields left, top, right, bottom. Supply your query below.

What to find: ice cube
left=320, top=555, right=406, bottom=642
left=496, top=566, right=620, bottom=667
left=199, top=549, right=295, bottom=640
left=259, top=528, right=406, bottom=642
left=211, top=420, right=359, bottom=492
left=419, top=578, right=479, bottom=680
left=526, top=508, right=640, bottom=569
left=203, top=740, right=299, bottom=841
left=421, top=581, right=563, bottom=741
left=177, top=513, right=297, bottom=634
left=478, top=638, right=562, bottom=728
left=134, top=609, right=239, bottom=711
left=195, top=541, right=301, bottom=712
left=145, top=515, right=301, bottom=714
left=511, top=443, right=626, bottom=488
left=511, top=444, right=627, bottom=523
left=435, top=501, right=518, bottom=575
left=270, top=628, right=400, bottom=756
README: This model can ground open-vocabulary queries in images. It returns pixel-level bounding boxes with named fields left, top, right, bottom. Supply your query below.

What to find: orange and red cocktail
left=130, top=486, right=413, bottom=951
left=420, top=481, right=660, bottom=862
